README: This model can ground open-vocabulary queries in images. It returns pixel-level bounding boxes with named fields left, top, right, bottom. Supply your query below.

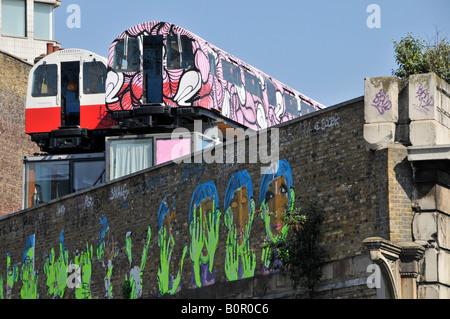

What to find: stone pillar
left=408, top=155, right=450, bottom=299
left=409, top=73, right=450, bottom=146
left=363, top=237, right=425, bottom=299
left=363, top=237, right=402, bottom=299
left=363, top=77, right=408, bottom=150
left=398, top=242, right=425, bottom=299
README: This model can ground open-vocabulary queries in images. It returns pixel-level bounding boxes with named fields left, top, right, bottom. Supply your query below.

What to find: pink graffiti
left=106, top=21, right=324, bottom=130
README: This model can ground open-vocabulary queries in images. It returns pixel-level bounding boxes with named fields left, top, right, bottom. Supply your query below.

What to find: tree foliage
left=264, top=199, right=325, bottom=296
left=392, top=30, right=450, bottom=83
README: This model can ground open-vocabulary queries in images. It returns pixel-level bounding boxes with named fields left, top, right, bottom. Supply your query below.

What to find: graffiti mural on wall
left=1, top=159, right=298, bottom=299
left=125, top=226, right=151, bottom=299
left=73, top=242, right=93, bottom=299
left=105, top=21, right=322, bottom=131
left=189, top=181, right=221, bottom=288
left=1, top=253, right=17, bottom=299
left=223, top=170, right=256, bottom=281
left=96, top=216, right=118, bottom=299
left=20, top=234, right=38, bottom=299
left=157, top=197, right=188, bottom=296
left=43, top=230, right=68, bottom=299
left=259, top=159, right=295, bottom=274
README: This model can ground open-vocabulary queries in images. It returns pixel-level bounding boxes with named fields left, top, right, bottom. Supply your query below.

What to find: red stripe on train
left=26, top=104, right=115, bottom=134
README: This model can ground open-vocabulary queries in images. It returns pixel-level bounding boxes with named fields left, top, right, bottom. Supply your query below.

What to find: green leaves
left=262, top=199, right=325, bottom=295
left=392, top=31, right=450, bottom=83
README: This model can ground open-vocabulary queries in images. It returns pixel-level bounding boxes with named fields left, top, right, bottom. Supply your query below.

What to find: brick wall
left=0, top=51, right=40, bottom=217
left=387, top=145, right=415, bottom=242
left=0, top=96, right=413, bottom=299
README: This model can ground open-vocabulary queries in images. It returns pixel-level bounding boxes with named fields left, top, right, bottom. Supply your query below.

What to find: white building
left=0, top=0, right=61, bottom=63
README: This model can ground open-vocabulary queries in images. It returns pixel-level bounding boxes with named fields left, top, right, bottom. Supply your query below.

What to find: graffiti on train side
left=105, top=21, right=322, bottom=131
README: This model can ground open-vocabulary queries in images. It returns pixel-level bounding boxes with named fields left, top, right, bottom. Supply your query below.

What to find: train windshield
left=32, top=63, right=57, bottom=97
left=112, top=37, right=140, bottom=72
left=83, top=61, right=106, bottom=94
left=167, top=35, right=194, bottom=69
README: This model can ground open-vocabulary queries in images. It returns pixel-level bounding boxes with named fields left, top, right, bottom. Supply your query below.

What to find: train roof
left=112, top=21, right=326, bottom=110
left=33, top=48, right=107, bottom=68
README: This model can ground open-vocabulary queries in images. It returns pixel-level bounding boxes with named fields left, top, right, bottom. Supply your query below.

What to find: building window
left=2, top=0, right=26, bottom=37
left=23, top=154, right=106, bottom=208
left=107, top=138, right=153, bottom=180
left=34, top=2, right=54, bottom=40
left=24, top=161, right=70, bottom=208
left=73, top=160, right=105, bottom=192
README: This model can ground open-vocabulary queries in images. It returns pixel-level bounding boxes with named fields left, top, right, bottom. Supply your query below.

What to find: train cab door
left=80, top=56, right=108, bottom=129
left=60, top=61, right=81, bottom=127
left=143, top=35, right=163, bottom=104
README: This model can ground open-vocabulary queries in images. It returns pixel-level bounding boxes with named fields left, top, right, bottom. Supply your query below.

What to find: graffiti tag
left=371, top=89, right=392, bottom=115
left=413, top=83, right=434, bottom=113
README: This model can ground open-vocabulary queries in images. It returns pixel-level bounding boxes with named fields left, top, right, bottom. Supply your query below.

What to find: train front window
left=167, top=35, right=194, bottom=70
left=32, top=63, right=57, bottom=97
left=112, top=37, right=140, bottom=72
left=83, top=61, right=106, bottom=94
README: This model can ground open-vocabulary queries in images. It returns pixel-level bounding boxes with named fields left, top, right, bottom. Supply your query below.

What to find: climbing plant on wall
left=263, top=199, right=325, bottom=297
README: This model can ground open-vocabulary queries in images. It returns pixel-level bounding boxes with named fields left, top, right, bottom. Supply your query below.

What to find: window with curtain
left=2, top=0, right=26, bottom=37
left=34, top=2, right=54, bottom=40
left=108, top=138, right=153, bottom=180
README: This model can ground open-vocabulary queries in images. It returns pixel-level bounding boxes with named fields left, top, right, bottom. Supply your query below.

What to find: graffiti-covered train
left=105, top=21, right=324, bottom=132
left=25, top=49, right=117, bottom=153
left=25, top=21, right=325, bottom=154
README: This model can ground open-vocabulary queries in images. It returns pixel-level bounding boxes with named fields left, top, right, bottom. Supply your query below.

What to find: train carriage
left=25, top=49, right=116, bottom=153
left=106, top=21, right=325, bottom=133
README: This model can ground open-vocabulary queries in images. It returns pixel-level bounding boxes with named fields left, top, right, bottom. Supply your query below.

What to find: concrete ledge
left=419, top=248, right=450, bottom=286
left=408, top=145, right=450, bottom=161
left=418, top=283, right=450, bottom=299
left=410, top=120, right=450, bottom=146
left=363, top=122, right=395, bottom=150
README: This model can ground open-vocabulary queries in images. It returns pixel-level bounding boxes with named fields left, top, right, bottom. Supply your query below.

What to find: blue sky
left=55, top=0, right=450, bottom=107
